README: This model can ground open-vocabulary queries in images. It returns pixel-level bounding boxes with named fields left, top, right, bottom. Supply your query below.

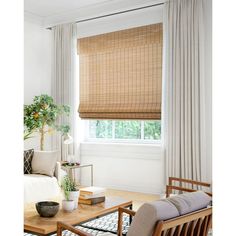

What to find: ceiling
left=24, top=0, right=113, bottom=17
left=24, top=0, right=162, bottom=27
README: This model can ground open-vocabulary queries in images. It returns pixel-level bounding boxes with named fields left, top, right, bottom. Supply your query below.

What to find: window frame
left=84, top=120, right=161, bottom=144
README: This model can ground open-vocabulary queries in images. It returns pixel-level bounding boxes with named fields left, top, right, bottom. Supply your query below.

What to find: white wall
left=80, top=143, right=164, bottom=194
left=43, top=0, right=165, bottom=28
left=78, top=5, right=165, bottom=195
left=77, top=4, right=163, bottom=38
left=24, top=20, right=52, bottom=150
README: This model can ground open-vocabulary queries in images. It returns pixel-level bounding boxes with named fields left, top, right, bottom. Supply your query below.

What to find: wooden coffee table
left=24, top=197, right=132, bottom=235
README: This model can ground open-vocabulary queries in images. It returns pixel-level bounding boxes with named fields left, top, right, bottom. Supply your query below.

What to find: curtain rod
left=47, top=2, right=164, bottom=30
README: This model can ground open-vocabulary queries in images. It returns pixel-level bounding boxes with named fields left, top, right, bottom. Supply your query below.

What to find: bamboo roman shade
left=77, top=23, right=163, bottom=119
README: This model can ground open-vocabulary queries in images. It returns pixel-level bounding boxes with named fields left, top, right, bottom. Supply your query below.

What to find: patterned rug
left=24, top=211, right=213, bottom=236
left=24, top=211, right=130, bottom=236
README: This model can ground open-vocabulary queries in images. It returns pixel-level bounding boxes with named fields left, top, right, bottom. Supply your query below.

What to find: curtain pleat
left=163, top=0, right=207, bottom=184
left=51, top=23, right=78, bottom=161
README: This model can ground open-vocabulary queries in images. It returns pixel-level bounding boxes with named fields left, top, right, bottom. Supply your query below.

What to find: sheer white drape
left=163, top=0, right=208, bottom=182
left=51, top=23, right=79, bottom=161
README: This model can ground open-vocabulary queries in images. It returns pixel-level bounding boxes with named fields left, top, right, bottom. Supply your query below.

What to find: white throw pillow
left=32, top=151, right=59, bottom=177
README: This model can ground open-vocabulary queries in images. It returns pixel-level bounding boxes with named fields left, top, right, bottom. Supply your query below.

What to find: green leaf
left=24, top=94, right=71, bottom=145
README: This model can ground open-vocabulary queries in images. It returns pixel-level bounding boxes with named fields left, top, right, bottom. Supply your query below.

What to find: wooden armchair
left=57, top=191, right=212, bottom=236
left=57, top=206, right=212, bottom=236
left=117, top=207, right=212, bottom=236
left=166, top=177, right=212, bottom=198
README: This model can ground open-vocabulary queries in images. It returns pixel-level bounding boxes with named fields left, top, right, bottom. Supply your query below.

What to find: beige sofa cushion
left=167, top=191, right=212, bottom=215
left=127, top=200, right=179, bottom=236
left=24, top=174, right=61, bottom=203
left=32, top=151, right=59, bottom=177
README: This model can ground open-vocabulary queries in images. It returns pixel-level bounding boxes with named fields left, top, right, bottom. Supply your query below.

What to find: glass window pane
left=89, top=120, right=112, bottom=138
left=144, top=121, right=161, bottom=140
left=115, top=121, right=141, bottom=139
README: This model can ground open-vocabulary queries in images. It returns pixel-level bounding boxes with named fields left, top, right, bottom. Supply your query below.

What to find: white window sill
left=81, top=139, right=162, bottom=148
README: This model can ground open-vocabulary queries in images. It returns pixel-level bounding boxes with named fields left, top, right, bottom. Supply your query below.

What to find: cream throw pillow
left=32, top=151, right=59, bottom=177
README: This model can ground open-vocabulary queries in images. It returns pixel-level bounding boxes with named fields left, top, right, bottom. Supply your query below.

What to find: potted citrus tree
left=24, top=94, right=70, bottom=150
left=61, top=176, right=80, bottom=211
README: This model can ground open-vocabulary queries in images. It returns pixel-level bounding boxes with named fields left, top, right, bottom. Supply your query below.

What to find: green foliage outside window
left=89, top=120, right=112, bottom=139
left=89, top=120, right=161, bottom=141
left=115, top=121, right=141, bottom=139
left=144, top=121, right=161, bottom=140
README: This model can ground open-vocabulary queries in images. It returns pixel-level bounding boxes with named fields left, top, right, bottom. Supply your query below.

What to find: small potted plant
left=61, top=176, right=80, bottom=211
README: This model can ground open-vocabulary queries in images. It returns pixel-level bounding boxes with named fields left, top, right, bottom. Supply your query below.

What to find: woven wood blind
left=77, top=23, right=162, bottom=119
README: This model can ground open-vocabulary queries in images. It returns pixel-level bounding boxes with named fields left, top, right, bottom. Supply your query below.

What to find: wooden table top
left=24, top=197, right=132, bottom=235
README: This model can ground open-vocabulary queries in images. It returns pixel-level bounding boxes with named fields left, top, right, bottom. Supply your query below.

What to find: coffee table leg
left=129, top=204, right=133, bottom=225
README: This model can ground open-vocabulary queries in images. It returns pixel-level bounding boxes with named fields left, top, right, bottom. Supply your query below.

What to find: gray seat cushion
left=127, top=200, right=179, bottom=236
left=167, top=191, right=212, bottom=215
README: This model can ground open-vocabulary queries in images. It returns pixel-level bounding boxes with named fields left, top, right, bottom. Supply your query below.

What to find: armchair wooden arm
left=118, top=207, right=136, bottom=236
left=57, top=207, right=135, bottom=236
left=57, top=221, right=92, bottom=236
left=166, top=177, right=212, bottom=198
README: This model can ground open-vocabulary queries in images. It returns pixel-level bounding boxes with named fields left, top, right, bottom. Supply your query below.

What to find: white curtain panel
left=163, top=0, right=208, bottom=182
left=51, top=23, right=78, bottom=161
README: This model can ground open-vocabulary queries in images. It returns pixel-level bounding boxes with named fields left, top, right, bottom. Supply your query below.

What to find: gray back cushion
left=167, top=191, right=212, bottom=215
left=127, top=200, right=179, bottom=236
left=127, top=191, right=212, bottom=236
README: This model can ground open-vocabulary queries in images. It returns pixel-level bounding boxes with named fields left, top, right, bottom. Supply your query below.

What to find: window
left=87, top=120, right=161, bottom=142
left=78, top=24, right=163, bottom=144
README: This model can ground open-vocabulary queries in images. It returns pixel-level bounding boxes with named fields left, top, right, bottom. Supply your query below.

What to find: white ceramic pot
left=69, top=191, right=80, bottom=209
left=62, top=200, right=74, bottom=212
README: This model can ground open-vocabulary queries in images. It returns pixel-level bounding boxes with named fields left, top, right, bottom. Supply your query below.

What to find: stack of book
left=79, top=187, right=106, bottom=205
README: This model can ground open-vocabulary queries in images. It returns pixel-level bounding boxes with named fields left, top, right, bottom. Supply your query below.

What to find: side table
left=61, top=163, right=93, bottom=186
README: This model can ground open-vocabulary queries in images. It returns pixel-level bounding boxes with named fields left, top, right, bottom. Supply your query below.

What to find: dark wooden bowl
left=35, top=201, right=59, bottom=217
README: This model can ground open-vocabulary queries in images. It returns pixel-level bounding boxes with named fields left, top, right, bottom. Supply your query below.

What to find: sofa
left=24, top=150, right=66, bottom=204
left=57, top=191, right=212, bottom=236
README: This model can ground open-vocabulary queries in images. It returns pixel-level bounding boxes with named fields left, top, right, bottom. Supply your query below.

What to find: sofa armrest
left=55, top=162, right=61, bottom=185
left=55, top=162, right=68, bottom=186
left=118, top=207, right=136, bottom=236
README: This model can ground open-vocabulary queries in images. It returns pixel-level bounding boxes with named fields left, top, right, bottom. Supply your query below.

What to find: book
left=78, top=196, right=105, bottom=205
left=80, top=192, right=105, bottom=200
left=80, top=186, right=106, bottom=195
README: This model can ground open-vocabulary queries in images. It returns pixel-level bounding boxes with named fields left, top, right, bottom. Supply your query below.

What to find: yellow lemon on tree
left=33, top=112, right=39, bottom=119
